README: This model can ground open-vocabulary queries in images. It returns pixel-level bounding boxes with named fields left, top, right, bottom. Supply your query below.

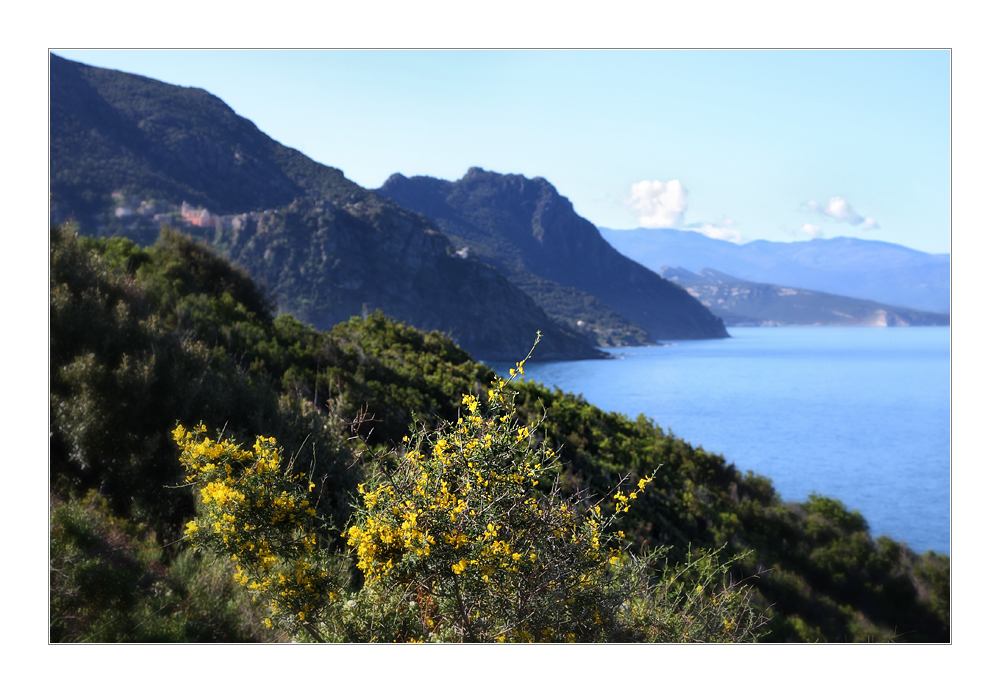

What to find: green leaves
left=49, top=225, right=950, bottom=643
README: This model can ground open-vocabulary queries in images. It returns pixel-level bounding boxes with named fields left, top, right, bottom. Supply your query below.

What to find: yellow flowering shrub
left=174, top=423, right=337, bottom=640
left=176, top=336, right=766, bottom=642
left=335, top=360, right=658, bottom=642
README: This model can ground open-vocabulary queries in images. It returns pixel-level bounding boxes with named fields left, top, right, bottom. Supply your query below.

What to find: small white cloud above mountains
left=798, top=223, right=823, bottom=239
left=806, top=196, right=879, bottom=229
left=628, top=179, right=688, bottom=228
left=687, top=220, right=743, bottom=243
left=627, top=179, right=742, bottom=242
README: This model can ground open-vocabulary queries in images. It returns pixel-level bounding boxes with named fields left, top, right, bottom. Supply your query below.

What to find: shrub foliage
left=176, top=344, right=767, bottom=642
left=49, top=227, right=950, bottom=642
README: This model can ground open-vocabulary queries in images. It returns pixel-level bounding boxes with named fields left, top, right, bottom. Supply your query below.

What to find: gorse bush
left=177, top=338, right=768, bottom=642
left=338, top=351, right=654, bottom=643
left=174, top=424, right=337, bottom=641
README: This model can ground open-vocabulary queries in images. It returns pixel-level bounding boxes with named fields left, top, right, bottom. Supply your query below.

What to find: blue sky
left=52, top=49, right=951, bottom=254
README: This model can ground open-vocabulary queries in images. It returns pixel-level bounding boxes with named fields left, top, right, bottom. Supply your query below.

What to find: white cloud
left=627, top=180, right=743, bottom=242
left=784, top=223, right=825, bottom=240
left=806, top=195, right=879, bottom=229
left=824, top=196, right=864, bottom=224
left=799, top=223, right=823, bottom=238
left=628, top=179, right=688, bottom=228
left=688, top=221, right=743, bottom=243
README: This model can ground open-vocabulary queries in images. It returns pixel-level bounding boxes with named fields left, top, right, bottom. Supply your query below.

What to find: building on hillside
left=181, top=201, right=215, bottom=228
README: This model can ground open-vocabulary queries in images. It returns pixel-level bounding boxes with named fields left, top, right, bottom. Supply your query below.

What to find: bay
left=508, top=326, right=951, bottom=555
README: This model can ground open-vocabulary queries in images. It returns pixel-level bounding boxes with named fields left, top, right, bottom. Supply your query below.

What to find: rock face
left=49, top=54, right=602, bottom=362
left=214, top=198, right=605, bottom=361
left=379, top=168, right=729, bottom=341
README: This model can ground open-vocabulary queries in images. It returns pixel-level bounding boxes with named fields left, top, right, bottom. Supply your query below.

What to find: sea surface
left=508, top=326, right=951, bottom=555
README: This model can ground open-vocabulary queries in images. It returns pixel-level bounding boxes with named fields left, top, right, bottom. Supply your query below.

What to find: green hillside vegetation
left=50, top=226, right=948, bottom=642
left=662, top=267, right=951, bottom=327
left=50, top=53, right=358, bottom=227
left=505, top=269, right=653, bottom=346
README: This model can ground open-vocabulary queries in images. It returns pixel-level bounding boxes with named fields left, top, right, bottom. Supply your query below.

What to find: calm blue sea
left=509, top=326, right=951, bottom=555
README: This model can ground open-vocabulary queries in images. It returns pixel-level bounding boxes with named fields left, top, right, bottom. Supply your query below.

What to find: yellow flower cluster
left=344, top=382, right=552, bottom=590
left=339, top=353, right=658, bottom=642
left=507, top=359, right=526, bottom=379
left=174, top=423, right=334, bottom=633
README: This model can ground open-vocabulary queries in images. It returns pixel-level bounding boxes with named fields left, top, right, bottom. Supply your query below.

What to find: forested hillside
left=50, top=226, right=949, bottom=642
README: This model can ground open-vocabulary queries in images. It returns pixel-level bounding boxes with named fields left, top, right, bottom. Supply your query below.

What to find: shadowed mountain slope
left=210, top=197, right=603, bottom=361
left=378, top=168, right=729, bottom=341
left=50, top=53, right=360, bottom=222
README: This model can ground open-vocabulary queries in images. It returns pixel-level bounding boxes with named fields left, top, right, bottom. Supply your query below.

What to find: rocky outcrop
left=215, top=197, right=604, bottom=361
left=378, top=168, right=729, bottom=340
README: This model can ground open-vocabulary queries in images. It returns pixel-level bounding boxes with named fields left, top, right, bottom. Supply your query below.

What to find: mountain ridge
left=600, top=226, right=950, bottom=313
left=662, top=266, right=951, bottom=327
left=50, top=53, right=361, bottom=220
left=379, top=168, right=729, bottom=342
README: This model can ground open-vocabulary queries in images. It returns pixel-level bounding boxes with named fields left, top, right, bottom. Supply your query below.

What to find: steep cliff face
left=213, top=197, right=602, bottom=361
left=49, top=55, right=601, bottom=362
left=379, top=168, right=729, bottom=340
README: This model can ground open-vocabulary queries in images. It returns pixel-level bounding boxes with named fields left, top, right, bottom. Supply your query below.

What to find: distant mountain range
left=600, top=227, right=950, bottom=314
left=662, top=267, right=950, bottom=327
left=378, top=169, right=728, bottom=343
